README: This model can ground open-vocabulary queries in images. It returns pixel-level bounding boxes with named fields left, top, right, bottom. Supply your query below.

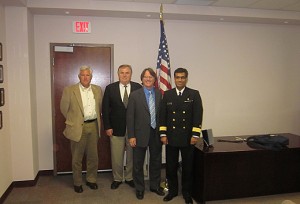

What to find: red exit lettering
left=73, top=21, right=91, bottom=33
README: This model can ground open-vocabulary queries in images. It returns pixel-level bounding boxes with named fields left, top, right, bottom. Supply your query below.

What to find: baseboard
left=0, top=183, right=14, bottom=204
left=0, top=170, right=53, bottom=204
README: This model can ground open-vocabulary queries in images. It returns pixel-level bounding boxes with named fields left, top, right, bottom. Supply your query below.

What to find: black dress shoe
left=125, top=180, right=135, bottom=188
left=136, top=190, right=144, bottom=200
left=163, top=193, right=178, bottom=201
left=150, top=187, right=165, bottom=196
left=74, top=185, right=83, bottom=193
left=86, top=181, right=98, bottom=190
left=184, top=196, right=193, bottom=204
left=111, top=181, right=122, bottom=189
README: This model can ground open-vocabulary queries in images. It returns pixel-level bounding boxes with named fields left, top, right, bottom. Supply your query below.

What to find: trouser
left=70, top=121, right=99, bottom=186
left=166, top=144, right=194, bottom=197
left=133, top=128, right=162, bottom=192
left=110, top=133, right=133, bottom=181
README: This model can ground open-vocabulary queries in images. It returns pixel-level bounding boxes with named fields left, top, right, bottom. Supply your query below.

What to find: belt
left=84, top=119, right=97, bottom=123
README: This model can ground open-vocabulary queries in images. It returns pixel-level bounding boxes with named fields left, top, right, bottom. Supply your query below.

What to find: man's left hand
left=190, top=137, right=199, bottom=145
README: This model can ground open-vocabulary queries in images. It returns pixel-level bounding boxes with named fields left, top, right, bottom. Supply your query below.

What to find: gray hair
left=78, top=65, right=93, bottom=76
left=118, top=64, right=132, bottom=73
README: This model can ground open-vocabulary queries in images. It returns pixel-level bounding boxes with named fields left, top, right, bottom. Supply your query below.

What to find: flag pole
left=160, top=4, right=163, bottom=20
left=156, top=3, right=171, bottom=94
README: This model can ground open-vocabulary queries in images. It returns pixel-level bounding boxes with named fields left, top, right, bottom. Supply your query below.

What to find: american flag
left=156, top=12, right=171, bottom=94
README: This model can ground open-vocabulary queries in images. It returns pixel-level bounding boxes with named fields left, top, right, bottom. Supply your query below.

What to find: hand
left=190, top=137, right=199, bottom=145
left=160, top=136, right=168, bottom=145
left=129, top=138, right=136, bottom=147
left=106, top=129, right=113, bottom=137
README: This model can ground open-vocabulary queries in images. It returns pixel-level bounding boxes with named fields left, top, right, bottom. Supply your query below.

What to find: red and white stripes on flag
left=156, top=14, right=171, bottom=94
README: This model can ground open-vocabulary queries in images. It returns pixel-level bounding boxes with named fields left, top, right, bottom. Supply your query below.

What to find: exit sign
left=73, top=21, right=91, bottom=33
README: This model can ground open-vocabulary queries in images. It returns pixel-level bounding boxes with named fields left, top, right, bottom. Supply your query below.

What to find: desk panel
left=192, top=133, right=300, bottom=203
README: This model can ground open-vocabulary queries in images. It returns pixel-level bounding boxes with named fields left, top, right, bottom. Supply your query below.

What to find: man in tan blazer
left=60, top=65, right=103, bottom=193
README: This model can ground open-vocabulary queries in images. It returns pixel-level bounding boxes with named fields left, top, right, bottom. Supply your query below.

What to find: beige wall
left=6, top=7, right=38, bottom=181
left=0, top=4, right=13, bottom=198
left=1, top=4, right=300, bottom=198
left=34, top=15, right=300, bottom=171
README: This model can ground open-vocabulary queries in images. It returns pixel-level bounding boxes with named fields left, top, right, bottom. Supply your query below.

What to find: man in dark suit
left=102, top=64, right=142, bottom=189
left=127, top=68, right=165, bottom=200
left=60, top=65, right=103, bottom=193
left=159, top=68, right=203, bottom=204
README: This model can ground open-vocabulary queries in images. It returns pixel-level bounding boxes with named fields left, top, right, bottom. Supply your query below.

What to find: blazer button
left=173, top=119, right=175, bottom=121
left=173, top=126, right=176, bottom=129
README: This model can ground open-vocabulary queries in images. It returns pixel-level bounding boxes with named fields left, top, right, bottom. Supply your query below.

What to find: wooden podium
left=192, top=133, right=300, bottom=203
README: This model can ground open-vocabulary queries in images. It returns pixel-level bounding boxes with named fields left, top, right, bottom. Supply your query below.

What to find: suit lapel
left=181, top=87, right=190, bottom=100
left=139, top=88, right=149, bottom=113
left=114, top=83, right=123, bottom=105
left=74, top=84, right=84, bottom=114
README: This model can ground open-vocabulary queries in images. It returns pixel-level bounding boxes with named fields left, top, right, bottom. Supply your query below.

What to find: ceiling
left=2, top=0, right=300, bottom=25
left=100, top=0, right=300, bottom=12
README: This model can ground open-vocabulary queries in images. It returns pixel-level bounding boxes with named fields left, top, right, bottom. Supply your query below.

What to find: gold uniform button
left=183, top=119, right=185, bottom=121
left=173, top=111, right=176, bottom=114
left=173, top=126, right=176, bottom=129
left=183, top=111, right=185, bottom=114
left=183, top=126, right=186, bottom=129
left=173, top=119, right=175, bottom=121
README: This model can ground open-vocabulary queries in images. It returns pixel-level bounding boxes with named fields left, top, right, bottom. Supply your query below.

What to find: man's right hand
left=106, top=129, right=113, bottom=137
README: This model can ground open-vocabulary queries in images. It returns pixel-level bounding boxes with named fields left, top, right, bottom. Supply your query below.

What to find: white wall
left=0, top=4, right=13, bottom=198
left=0, top=3, right=299, bottom=199
left=34, top=15, right=300, bottom=170
left=6, top=7, right=38, bottom=181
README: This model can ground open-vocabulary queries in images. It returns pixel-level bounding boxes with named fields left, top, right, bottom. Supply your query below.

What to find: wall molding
left=0, top=170, right=53, bottom=204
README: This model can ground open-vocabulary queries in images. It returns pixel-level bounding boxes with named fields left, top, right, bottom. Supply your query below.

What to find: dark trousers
left=133, top=128, right=162, bottom=192
left=166, top=144, right=195, bottom=197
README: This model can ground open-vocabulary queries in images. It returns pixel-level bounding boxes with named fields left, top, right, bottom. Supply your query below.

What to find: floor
left=3, top=171, right=300, bottom=204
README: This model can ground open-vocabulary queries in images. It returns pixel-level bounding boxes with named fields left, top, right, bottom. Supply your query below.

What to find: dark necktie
left=123, top=85, right=128, bottom=108
left=179, top=91, right=182, bottom=96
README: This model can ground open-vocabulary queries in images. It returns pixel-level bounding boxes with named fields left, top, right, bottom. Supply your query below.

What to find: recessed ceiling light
left=146, top=14, right=151, bottom=18
left=284, top=21, right=289, bottom=24
left=65, top=11, right=70, bottom=15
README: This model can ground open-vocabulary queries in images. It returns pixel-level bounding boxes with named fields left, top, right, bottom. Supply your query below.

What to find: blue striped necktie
left=149, top=91, right=156, bottom=129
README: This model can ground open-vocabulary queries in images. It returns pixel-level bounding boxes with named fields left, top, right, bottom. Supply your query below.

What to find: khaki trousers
left=70, top=121, right=99, bottom=186
left=110, top=133, right=133, bottom=182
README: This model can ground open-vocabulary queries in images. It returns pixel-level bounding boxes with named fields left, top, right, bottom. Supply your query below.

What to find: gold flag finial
left=160, top=4, right=163, bottom=20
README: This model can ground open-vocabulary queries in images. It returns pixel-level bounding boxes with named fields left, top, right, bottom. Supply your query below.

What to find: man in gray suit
left=60, top=65, right=103, bottom=193
left=127, top=68, right=165, bottom=200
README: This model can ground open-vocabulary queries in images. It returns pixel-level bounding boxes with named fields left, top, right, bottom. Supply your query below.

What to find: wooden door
left=51, top=43, right=113, bottom=174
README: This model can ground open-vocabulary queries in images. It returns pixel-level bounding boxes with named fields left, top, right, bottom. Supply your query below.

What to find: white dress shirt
left=79, top=83, right=97, bottom=121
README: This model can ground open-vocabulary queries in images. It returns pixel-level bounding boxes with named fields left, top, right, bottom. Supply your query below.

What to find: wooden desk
left=192, top=133, right=300, bottom=203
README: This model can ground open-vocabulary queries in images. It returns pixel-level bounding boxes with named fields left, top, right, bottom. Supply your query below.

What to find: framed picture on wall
left=0, top=88, right=4, bottom=107
left=0, top=43, right=2, bottom=61
left=0, top=111, right=2, bottom=129
left=0, top=65, right=3, bottom=83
